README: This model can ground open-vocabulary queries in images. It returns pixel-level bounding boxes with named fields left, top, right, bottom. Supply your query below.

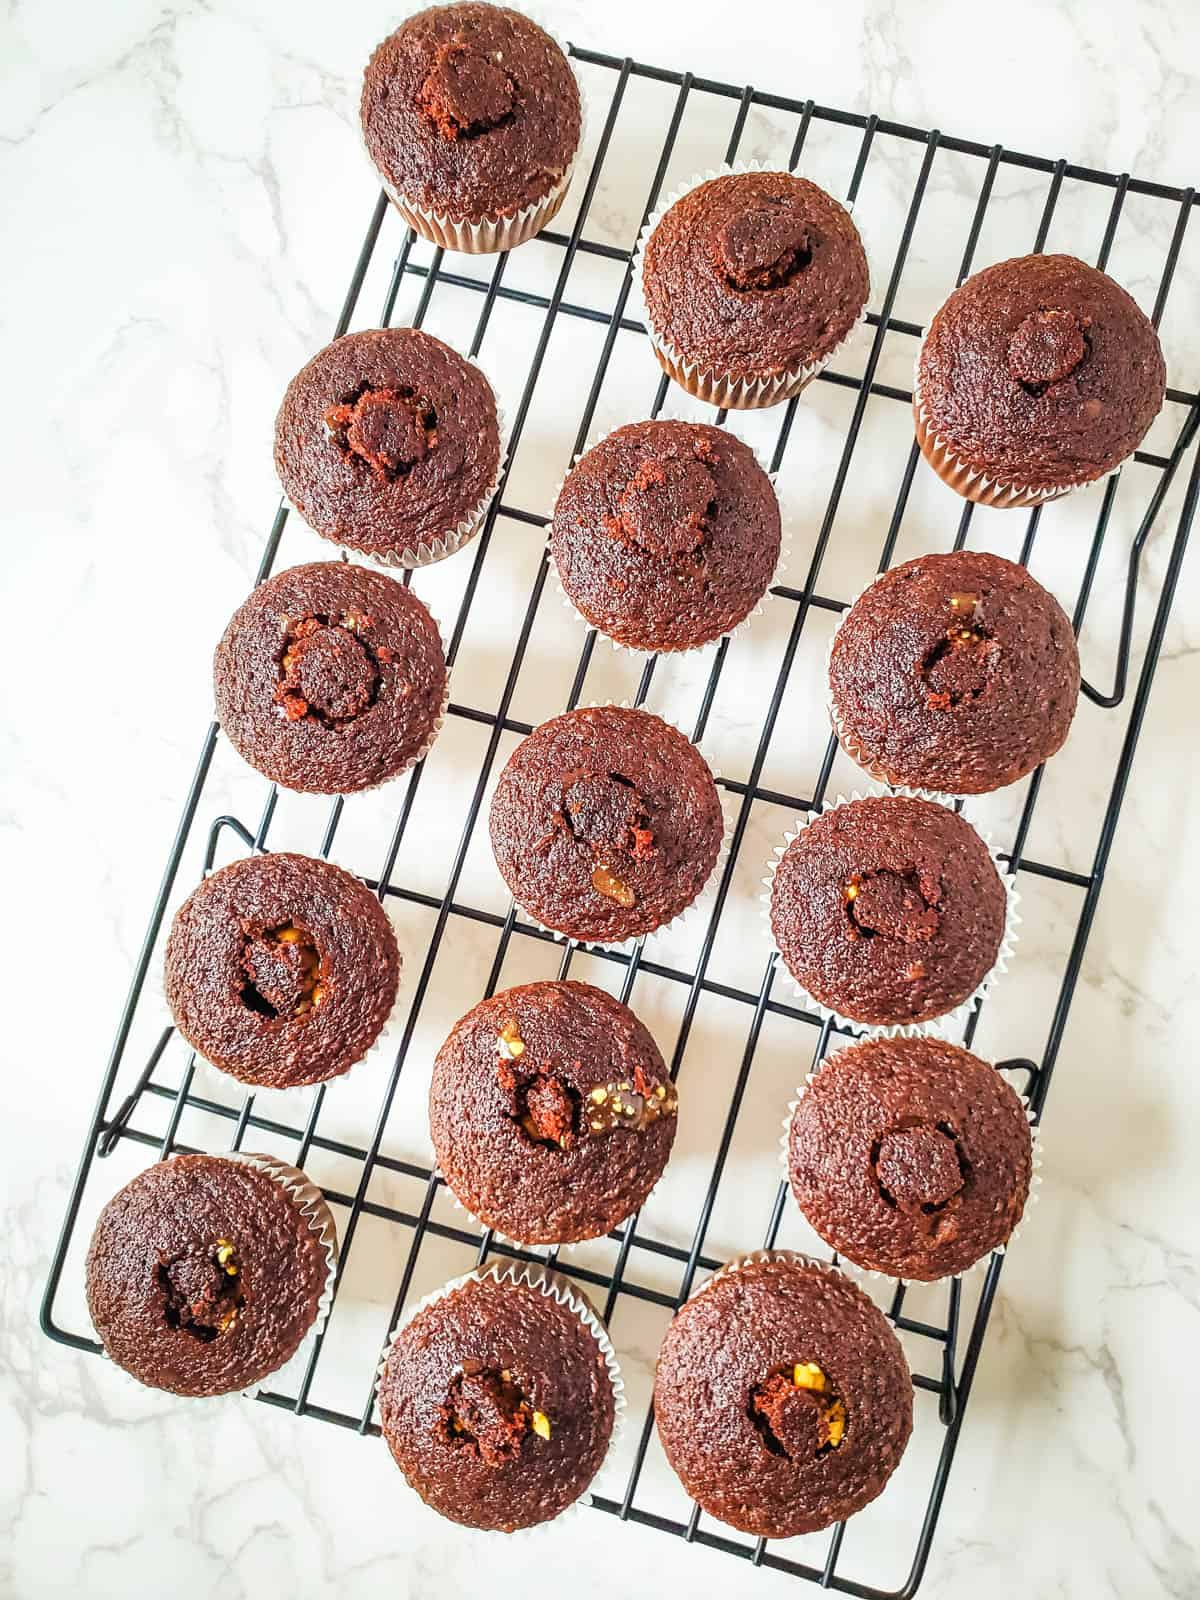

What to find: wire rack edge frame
left=41, top=39, right=1200, bottom=1600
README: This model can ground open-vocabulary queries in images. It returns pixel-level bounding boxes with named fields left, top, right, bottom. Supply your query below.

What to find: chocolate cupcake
left=164, top=852, right=400, bottom=1090
left=488, top=705, right=725, bottom=945
left=550, top=420, right=782, bottom=653
left=274, top=327, right=502, bottom=566
left=787, top=1038, right=1034, bottom=1280
left=767, top=794, right=1010, bottom=1032
left=829, top=550, right=1080, bottom=794
left=638, top=166, right=869, bottom=409
left=430, top=980, right=677, bottom=1244
left=654, top=1253, right=911, bottom=1537
left=377, top=1265, right=619, bottom=1530
left=86, top=1153, right=336, bottom=1397
left=214, top=561, right=446, bottom=794
left=361, top=4, right=583, bottom=253
left=915, top=254, right=1166, bottom=507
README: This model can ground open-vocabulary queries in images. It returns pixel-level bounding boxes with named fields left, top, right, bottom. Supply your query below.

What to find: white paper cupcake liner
left=760, top=785, right=1021, bottom=1039
left=632, top=160, right=870, bottom=410
left=372, top=1258, right=625, bottom=1535
left=95, top=1150, right=339, bottom=1402
left=365, top=13, right=588, bottom=256
left=777, top=1051, right=1042, bottom=1284
left=911, top=332, right=1122, bottom=508
left=503, top=701, right=735, bottom=956
left=544, top=411, right=793, bottom=657
left=348, top=357, right=510, bottom=570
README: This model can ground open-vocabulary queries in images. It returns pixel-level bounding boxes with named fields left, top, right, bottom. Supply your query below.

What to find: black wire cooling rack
left=42, top=40, right=1200, bottom=1599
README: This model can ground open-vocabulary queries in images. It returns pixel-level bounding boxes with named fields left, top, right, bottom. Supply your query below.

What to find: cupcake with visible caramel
left=766, top=793, right=1013, bottom=1034
left=430, top=980, right=677, bottom=1244
left=653, top=1253, right=911, bottom=1537
left=360, top=3, right=583, bottom=253
left=637, top=165, right=869, bottom=409
left=86, top=1153, right=337, bottom=1397
left=164, top=852, right=400, bottom=1090
left=915, top=254, right=1165, bottom=507
left=377, top=1264, right=620, bottom=1531
left=828, top=550, right=1080, bottom=794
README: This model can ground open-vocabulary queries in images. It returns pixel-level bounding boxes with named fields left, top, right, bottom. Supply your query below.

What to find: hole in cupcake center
left=274, top=613, right=383, bottom=727
left=556, top=770, right=657, bottom=908
left=325, top=384, right=438, bottom=483
left=844, top=867, right=941, bottom=943
left=1006, top=307, right=1090, bottom=393
left=717, top=199, right=814, bottom=291
left=239, top=922, right=325, bottom=1019
left=749, top=1363, right=846, bottom=1459
left=157, top=1239, right=243, bottom=1342
left=419, top=39, right=518, bottom=140
left=439, top=1366, right=537, bottom=1464
left=605, top=448, right=718, bottom=562
left=920, top=601, right=999, bottom=710
left=871, top=1121, right=969, bottom=1224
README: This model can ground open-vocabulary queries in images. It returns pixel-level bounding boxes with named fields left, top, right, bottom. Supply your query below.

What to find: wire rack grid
left=41, top=39, right=1199, bottom=1600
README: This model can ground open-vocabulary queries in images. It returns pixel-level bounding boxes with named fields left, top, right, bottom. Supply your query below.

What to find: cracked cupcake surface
left=830, top=551, right=1080, bottom=794
left=430, top=980, right=677, bottom=1244
left=641, top=171, right=869, bottom=383
left=164, top=852, right=400, bottom=1089
left=274, top=327, right=499, bottom=561
left=377, top=1271, right=615, bottom=1531
left=654, top=1254, right=911, bottom=1537
left=551, top=420, right=782, bottom=652
left=488, top=705, right=723, bottom=944
left=917, top=253, right=1165, bottom=495
left=360, top=3, right=581, bottom=226
left=788, top=1037, right=1033, bottom=1280
left=214, top=561, right=446, bottom=794
left=769, top=795, right=1006, bottom=1029
left=86, top=1154, right=332, bottom=1397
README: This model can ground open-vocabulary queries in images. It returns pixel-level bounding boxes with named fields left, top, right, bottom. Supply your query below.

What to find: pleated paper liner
left=776, top=1053, right=1042, bottom=1285
left=632, top=160, right=870, bottom=410
left=364, top=11, right=588, bottom=256
left=911, top=333, right=1124, bottom=509
left=760, top=785, right=1021, bottom=1040
left=501, top=701, right=735, bottom=956
left=545, top=410, right=794, bottom=657
left=95, top=1150, right=339, bottom=1402
left=371, top=1258, right=625, bottom=1536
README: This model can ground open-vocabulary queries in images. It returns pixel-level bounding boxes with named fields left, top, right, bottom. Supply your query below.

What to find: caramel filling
left=157, top=1239, right=243, bottom=1342
left=749, top=1362, right=846, bottom=1458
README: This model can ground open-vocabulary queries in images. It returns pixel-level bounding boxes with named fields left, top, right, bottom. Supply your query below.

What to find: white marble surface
left=4, top=1, right=1200, bottom=1596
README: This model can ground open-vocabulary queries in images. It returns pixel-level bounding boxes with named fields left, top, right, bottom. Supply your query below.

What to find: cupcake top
left=164, top=853, right=400, bottom=1089
left=917, top=254, right=1166, bottom=492
left=641, top=171, right=869, bottom=380
left=769, top=795, right=1007, bottom=1029
left=274, top=327, right=500, bottom=560
left=488, top=705, right=724, bottom=943
left=654, top=1254, right=912, bottom=1538
left=550, top=419, right=782, bottom=652
left=829, top=550, right=1080, bottom=794
left=85, top=1154, right=331, bottom=1397
left=361, top=3, right=581, bottom=224
left=430, top=980, right=677, bottom=1243
left=214, top=562, right=446, bottom=794
left=788, top=1038, right=1033, bottom=1280
left=377, top=1269, right=615, bottom=1530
